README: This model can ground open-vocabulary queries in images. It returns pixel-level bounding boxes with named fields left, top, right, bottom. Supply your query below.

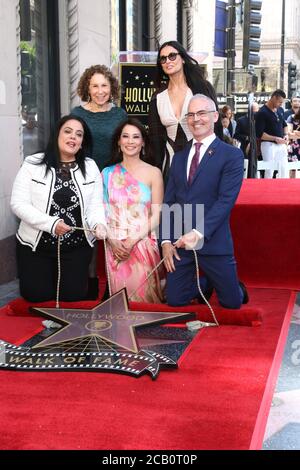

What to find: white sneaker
left=42, top=319, right=61, bottom=329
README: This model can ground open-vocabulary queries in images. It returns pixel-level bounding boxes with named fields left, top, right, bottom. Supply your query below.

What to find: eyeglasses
left=185, top=110, right=216, bottom=119
left=159, top=52, right=180, bottom=64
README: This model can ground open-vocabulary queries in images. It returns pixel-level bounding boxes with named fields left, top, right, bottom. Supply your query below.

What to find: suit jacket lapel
left=184, top=141, right=193, bottom=188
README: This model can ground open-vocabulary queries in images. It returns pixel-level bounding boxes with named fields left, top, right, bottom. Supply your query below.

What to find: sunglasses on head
left=159, top=52, right=180, bottom=64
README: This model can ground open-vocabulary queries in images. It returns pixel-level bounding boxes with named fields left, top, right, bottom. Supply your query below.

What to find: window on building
left=119, top=0, right=150, bottom=52
left=20, top=0, right=60, bottom=157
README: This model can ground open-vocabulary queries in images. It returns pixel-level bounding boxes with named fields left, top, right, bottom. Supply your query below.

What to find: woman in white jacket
left=11, top=114, right=106, bottom=303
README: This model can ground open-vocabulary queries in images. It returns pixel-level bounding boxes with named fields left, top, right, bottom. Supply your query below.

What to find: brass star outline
left=31, top=289, right=194, bottom=353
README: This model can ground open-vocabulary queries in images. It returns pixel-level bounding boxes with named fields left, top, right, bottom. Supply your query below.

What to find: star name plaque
left=0, top=290, right=195, bottom=379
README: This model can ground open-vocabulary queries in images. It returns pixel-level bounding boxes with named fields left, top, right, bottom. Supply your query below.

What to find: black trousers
left=16, top=241, right=93, bottom=303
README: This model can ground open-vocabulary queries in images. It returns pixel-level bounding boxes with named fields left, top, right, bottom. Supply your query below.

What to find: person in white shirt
left=11, top=115, right=106, bottom=303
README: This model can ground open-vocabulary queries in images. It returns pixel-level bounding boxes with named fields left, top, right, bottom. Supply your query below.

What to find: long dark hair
left=153, top=41, right=222, bottom=140
left=293, top=108, right=300, bottom=122
left=104, top=118, right=151, bottom=168
left=41, top=114, right=93, bottom=177
left=154, top=40, right=207, bottom=92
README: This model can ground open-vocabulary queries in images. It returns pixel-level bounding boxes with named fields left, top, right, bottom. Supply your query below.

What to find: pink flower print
left=118, top=258, right=133, bottom=278
left=112, top=172, right=126, bottom=190
left=127, top=184, right=141, bottom=203
left=132, top=243, right=146, bottom=264
left=128, top=203, right=145, bottom=220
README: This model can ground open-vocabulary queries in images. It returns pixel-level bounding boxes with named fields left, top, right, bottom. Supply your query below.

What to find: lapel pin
left=208, top=150, right=214, bottom=156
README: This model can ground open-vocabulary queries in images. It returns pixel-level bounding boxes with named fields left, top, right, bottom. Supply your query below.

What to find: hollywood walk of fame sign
left=0, top=290, right=195, bottom=379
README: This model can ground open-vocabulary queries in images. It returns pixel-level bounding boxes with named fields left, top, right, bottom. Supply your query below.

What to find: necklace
left=274, top=111, right=280, bottom=122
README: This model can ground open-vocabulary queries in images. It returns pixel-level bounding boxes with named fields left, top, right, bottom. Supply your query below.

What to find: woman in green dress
left=72, top=65, right=127, bottom=298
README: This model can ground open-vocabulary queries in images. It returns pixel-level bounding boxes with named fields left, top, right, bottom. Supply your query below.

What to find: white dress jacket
left=11, top=153, right=106, bottom=251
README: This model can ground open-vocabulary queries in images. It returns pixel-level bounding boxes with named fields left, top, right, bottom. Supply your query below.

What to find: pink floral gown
left=102, top=164, right=164, bottom=303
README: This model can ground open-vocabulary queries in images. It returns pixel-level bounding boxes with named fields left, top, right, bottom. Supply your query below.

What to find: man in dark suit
left=235, top=102, right=260, bottom=157
left=161, top=94, right=248, bottom=309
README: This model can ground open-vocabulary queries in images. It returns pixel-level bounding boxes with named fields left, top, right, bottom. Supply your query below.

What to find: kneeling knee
left=166, top=292, right=188, bottom=307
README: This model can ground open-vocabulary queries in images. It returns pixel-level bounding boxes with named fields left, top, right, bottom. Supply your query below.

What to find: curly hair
left=77, top=65, right=120, bottom=103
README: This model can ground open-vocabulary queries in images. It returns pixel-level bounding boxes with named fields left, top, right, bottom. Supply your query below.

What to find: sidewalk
left=0, top=279, right=20, bottom=307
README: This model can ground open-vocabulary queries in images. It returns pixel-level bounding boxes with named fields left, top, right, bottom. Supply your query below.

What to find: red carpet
left=130, top=299, right=262, bottom=326
left=1, top=294, right=262, bottom=331
left=0, top=287, right=294, bottom=450
left=0, top=179, right=298, bottom=449
left=249, top=290, right=296, bottom=450
left=0, top=305, right=43, bottom=345
left=232, top=179, right=300, bottom=290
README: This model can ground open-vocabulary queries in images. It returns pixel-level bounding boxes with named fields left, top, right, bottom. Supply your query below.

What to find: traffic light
left=288, top=62, right=297, bottom=99
left=242, top=0, right=262, bottom=69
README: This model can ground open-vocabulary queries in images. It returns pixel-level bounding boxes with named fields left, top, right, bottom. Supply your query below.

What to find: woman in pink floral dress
left=102, top=118, right=164, bottom=302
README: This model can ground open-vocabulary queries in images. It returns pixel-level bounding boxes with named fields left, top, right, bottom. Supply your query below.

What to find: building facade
left=214, top=0, right=300, bottom=110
